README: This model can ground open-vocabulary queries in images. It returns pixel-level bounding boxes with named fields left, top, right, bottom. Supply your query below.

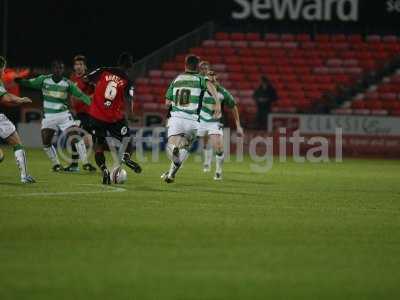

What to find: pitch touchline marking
left=7, top=184, right=126, bottom=197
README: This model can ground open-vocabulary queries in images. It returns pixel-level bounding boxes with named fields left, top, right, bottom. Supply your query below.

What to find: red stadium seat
left=231, top=32, right=245, bottom=41
left=348, top=34, right=362, bottom=43
left=267, top=41, right=282, bottom=48
left=239, top=90, right=254, bottom=97
left=216, top=40, right=232, bottom=47
left=365, top=100, right=383, bottom=110
left=370, top=109, right=388, bottom=116
left=229, top=73, right=246, bottom=81
left=381, top=93, right=397, bottom=100
left=351, top=100, right=365, bottom=109
left=202, top=40, right=216, bottom=47
left=232, top=41, right=248, bottom=48
left=226, top=65, right=242, bottom=72
left=382, top=101, right=400, bottom=111
left=243, top=65, right=259, bottom=73
left=281, top=34, right=295, bottom=41
left=315, top=34, right=330, bottom=42
left=134, top=32, right=400, bottom=125
left=366, top=35, right=381, bottom=43
left=163, top=71, right=179, bottom=79
left=332, top=34, right=346, bottom=42
left=221, top=48, right=236, bottom=55
left=265, top=33, right=280, bottom=41
left=135, top=77, right=149, bottom=85
left=249, top=41, right=267, bottom=48
left=353, top=109, right=371, bottom=115
left=138, top=94, right=154, bottom=102
left=149, top=78, right=165, bottom=86
left=333, top=108, right=353, bottom=115
left=212, top=64, right=226, bottom=72
left=203, top=47, right=219, bottom=56
left=296, top=33, right=311, bottom=42
left=246, top=32, right=261, bottom=41
left=149, top=70, right=163, bottom=77
left=215, top=32, right=229, bottom=40
left=225, top=55, right=240, bottom=64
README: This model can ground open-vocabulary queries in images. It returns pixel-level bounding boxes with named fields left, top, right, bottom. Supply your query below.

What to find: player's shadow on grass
left=0, top=182, right=26, bottom=187
left=61, top=172, right=97, bottom=177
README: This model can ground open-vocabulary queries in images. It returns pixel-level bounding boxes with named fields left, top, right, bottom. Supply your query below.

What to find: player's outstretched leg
left=65, top=127, right=96, bottom=172
left=122, top=153, right=142, bottom=173
left=210, top=134, right=224, bottom=181
left=203, top=146, right=212, bottom=172
left=75, top=138, right=97, bottom=171
left=41, top=128, right=63, bottom=172
left=162, top=145, right=180, bottom=183
left=14, top=145, right=35, bottom=183
left=65, top=141, right=80, bottom=172
left=198, top=133, right=211, bottom=172
left=121, top=142, right=142, bottom=173
left=162, top=136, right=190, bottom=183
left=6, top=132, right=35, bottom=184
left=95, top=150, right=110, bottom=184
left=214, top=151, right=224, bottom=180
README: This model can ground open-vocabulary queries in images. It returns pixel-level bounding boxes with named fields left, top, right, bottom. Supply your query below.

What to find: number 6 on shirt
left=105, top=81, right=118, bottom=101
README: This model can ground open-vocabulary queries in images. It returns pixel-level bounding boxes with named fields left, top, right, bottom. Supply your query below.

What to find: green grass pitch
left=0, top=147, right=400, bottom=299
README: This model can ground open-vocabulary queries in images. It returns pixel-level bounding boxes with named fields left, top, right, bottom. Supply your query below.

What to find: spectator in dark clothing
left=253, top=76, right=278, bottom=129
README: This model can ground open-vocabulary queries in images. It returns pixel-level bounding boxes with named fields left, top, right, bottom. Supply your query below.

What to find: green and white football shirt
left=166, top=71, right=208, bottom=121
left=18, top=75, right=91, bottom=116
left=0, top=80, right=7, bottom=96
left=200, top=84, right=236, bottom=123
left=0, top=80, right=8, bottom=113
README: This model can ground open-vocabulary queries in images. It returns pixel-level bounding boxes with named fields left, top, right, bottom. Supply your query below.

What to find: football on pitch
left=111, top=166, right=128, bottom=184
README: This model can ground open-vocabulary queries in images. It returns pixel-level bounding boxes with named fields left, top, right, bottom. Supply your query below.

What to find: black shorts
left=89, top=117, right=130, bottom=145
left=76, top=112, right=92, bottom=133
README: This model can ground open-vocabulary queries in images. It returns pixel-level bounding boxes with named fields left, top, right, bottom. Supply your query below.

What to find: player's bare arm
left=232, top=105, right=244, bottom=137
left=0, top=93, right=32, bottom=105
left=124, top=86, right=135, bottom=120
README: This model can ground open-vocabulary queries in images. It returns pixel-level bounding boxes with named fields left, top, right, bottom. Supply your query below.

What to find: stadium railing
left=130, top=22, right=214, bottom=79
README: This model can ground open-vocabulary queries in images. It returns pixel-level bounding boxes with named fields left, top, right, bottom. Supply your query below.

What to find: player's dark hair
left=0, top=56, right=6, bottom=69
left=185, top=55, right=200, bottom=71
left=118, top=52, right=133, bottom=69
left=51, top=59, right=64, bottom=68
left=73, top=55, right=87, bottom=65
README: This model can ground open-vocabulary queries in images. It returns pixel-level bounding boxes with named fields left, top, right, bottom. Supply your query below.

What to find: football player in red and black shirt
left=86, top=52, right=141, bottom=184
left=68, top=55, right=97, bottom=172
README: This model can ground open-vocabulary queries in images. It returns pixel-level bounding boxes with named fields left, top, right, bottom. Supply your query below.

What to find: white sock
left=44, top=145, right=60, bottom=166
left=167, top=148, right=189, bottom=178
left=165, top=143, right=173, bottom=160
left=167, top=161, right=180, bottom=178
left=215, top=152, right=224, bottom=174
left=14, top=149, right=27, bottom=178
left=179, top=148, right=189, bottom=164
left=166, top=143, right=180, bottom=165
left=203, top=148, right=212, bottom=167
left=75, top=139, right=88, bottom=164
